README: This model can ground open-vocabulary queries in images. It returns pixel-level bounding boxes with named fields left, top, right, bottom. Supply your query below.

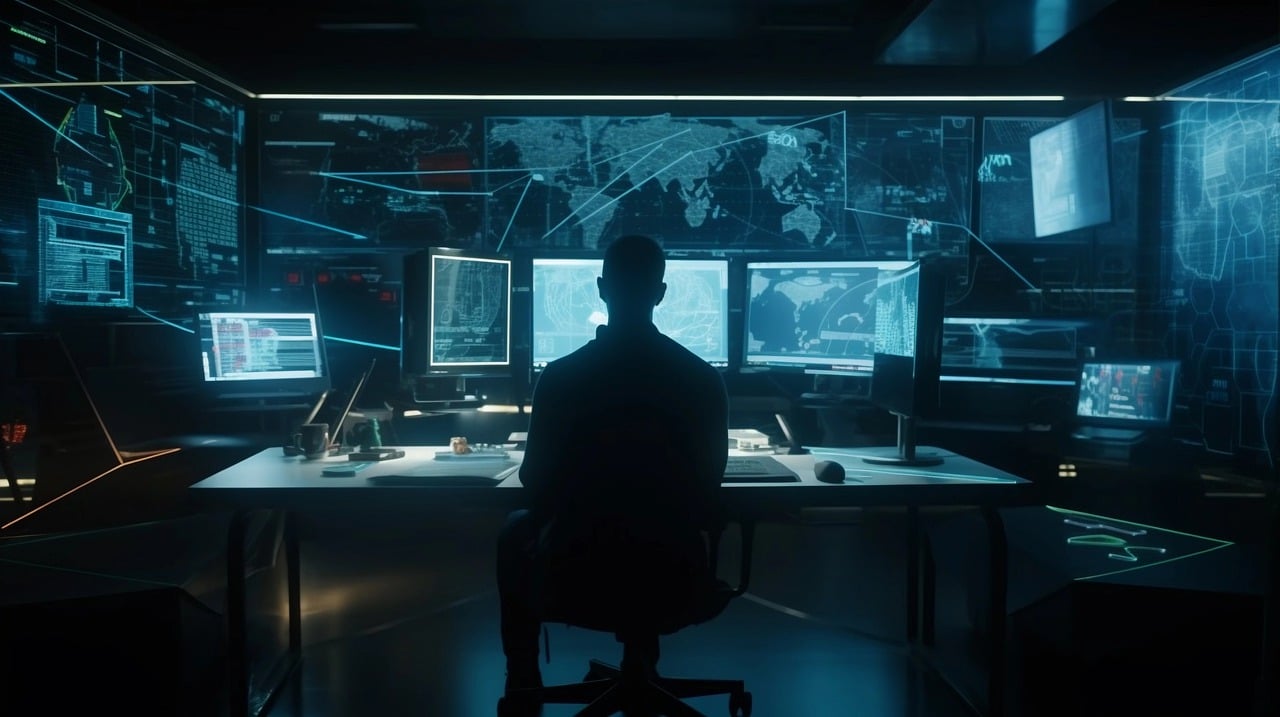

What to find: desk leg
left=922, top=536, right=936, bottom=647
left=227, top=510, right=249, bottom=717
left=982, top=506, right=1009, bottom=717
left=286, top=511, right=302, bottom=656
left=906, top=505, right=920, bottom=644
left=226, top=510, right=303, bottom=717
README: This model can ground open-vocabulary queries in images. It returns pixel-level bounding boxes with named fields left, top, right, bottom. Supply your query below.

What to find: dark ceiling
left=68, top=0, right=1280, bottom=97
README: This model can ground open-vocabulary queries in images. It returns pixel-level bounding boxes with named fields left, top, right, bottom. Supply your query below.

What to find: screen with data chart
left=197, top=312, right=329, bottom=398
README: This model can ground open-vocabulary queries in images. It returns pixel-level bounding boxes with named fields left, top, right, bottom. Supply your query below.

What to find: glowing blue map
left=1162, top=45, right=1278, bottom=471
left=485, top=114, right=845, bottom=251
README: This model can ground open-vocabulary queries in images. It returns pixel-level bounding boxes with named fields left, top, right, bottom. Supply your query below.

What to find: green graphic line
left=1053, top=505, right=1234, bottom=581
left=1047, top=505, right=1232, bottom=544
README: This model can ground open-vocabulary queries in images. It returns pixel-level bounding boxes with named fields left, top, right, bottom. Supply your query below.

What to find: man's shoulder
left=655, top=335, right=725, bottom=391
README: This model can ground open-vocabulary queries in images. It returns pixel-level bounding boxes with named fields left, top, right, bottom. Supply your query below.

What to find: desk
left=192, top=444, right=1036, bottom=717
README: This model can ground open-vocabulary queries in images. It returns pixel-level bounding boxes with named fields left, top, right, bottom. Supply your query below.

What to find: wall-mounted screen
left=531, top=257, right=729, bottom=368
left=744, top=260, right=910, bottom=374
left=1161, top=44, right=1279, bottom=474
left=260, top=109, right=847, bottom=254
left=1029, top=101, right=1113, bottom=238
left=0, top=2, right=245, bottom=320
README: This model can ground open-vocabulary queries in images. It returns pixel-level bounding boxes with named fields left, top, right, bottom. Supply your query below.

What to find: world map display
left=486, top=114, right=846, bottom=250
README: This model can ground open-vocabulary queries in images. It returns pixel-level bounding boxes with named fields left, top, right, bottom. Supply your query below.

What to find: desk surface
left=191, top=445, right=1035, bottom=512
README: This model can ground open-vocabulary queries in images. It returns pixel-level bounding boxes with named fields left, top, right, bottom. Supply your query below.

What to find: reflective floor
left=264, top=508, right=979, bottom=717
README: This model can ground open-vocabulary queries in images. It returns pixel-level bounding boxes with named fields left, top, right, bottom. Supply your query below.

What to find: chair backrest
left=540, top=399, right=723, bottom=636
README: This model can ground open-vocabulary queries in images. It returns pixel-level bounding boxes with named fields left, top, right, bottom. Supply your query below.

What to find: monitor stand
left=861, top=415, right=943, bottom=467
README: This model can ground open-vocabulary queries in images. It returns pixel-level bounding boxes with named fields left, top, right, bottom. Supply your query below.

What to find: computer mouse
left=814, top=459, right=846, bottom=484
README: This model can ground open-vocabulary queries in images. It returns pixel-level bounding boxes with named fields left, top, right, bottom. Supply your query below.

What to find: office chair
left=498, top=516, right=756, bottom=717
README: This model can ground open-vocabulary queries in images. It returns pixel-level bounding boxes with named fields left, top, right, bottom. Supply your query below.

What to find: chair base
left=500, top=658, right=751, bottom=717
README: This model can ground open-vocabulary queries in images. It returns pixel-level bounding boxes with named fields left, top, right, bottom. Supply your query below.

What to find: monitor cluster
left=401, top=249, right=930, bottom=378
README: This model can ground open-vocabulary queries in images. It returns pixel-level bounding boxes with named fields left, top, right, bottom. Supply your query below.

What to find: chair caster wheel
left=729, top=690, right=752, bottom=716
left=498, top=696, right=542, bottom=717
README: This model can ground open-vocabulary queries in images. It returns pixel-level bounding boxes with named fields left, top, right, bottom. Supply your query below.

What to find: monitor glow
left=1076, top=361, right=1179, bottom=427
left=197, top=311, right=329, bottom=397
left=531, top=257, right=729, bottom=368
left=744, top=260, right=911, bottom=374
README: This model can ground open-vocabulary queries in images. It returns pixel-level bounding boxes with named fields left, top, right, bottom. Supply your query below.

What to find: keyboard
left=722, top=455, right=800, bottom=483
left=1073, top=425, right=1145, bottom=442
left=367, top=473, right=506, bottom=487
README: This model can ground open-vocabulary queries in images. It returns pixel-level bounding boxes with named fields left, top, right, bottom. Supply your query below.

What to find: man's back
left=498, top=234, right=727, bottom=690
left=520, top=322, right=728, bottom=543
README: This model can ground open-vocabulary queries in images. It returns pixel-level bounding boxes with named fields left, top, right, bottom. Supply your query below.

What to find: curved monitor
left=197, top=311, right=329, bottom=398
left=1075, top=360, right=1179, bottom=428
left=744, top=260, right=911, bottom=374
left=531, top=256, right=729, bottom=368
left=402, top=249, right=512, bottom=377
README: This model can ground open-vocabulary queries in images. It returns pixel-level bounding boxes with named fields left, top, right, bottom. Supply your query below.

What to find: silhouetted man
left=497, top=234, right=729, bottom=694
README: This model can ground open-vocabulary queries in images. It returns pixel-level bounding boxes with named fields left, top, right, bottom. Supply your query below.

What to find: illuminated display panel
left=0, top=2, right=245, bottom=320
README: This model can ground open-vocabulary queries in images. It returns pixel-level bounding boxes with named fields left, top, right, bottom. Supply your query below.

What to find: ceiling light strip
left=0, top=80, right=196, bottom=89
left=255, top=93, right=1066, bottom=102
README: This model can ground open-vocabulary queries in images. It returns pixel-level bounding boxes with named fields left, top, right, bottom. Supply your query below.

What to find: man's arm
left=694, top=366, right=730, bottom=524
left=518, top=365, right=563, bottom=514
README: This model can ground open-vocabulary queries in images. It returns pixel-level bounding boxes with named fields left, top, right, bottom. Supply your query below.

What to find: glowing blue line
left=248, top=205, right=367, bottom=239
left=323, top=335, right=399, bottom=352
left=489, top=172, right=532, bottom=194
left=324, top=166, right=566, bottom=177
left=548, top=143, right=664, bottom=237
left=845, top=207, right=1038, bottom=292
left=0, top=88, right=105, bottom=165
left=498, top=176, right=534, bottom=253
left=317, top=172, right=490, bottom=196
left=135, top=306, right=194, bottom=333
left=592, top=128, right=691, bottom=166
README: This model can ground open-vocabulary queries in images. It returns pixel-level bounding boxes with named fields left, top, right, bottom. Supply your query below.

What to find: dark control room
left=0, top=1, right=1277, bottom=716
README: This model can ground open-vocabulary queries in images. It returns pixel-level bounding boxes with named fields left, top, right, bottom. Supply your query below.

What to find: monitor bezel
left=194, top=309, right=332, bottom=398
left=1074, top=359, right=1180, bottom=429
left=741, top=258, right=912, bottom=375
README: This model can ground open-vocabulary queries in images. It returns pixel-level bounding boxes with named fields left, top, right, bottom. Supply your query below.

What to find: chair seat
left=543, top=578, right=735, bottom=636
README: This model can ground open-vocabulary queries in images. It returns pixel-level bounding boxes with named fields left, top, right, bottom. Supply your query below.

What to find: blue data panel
left=0, top=2, right=246, bottom=318
left=532, top=257, right=729, bottom=367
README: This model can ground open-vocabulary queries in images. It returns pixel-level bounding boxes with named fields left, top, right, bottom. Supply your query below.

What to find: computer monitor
left=401, top=249, right=512, bottom=377
left=743, top=260, right=912, bottom=374
left=1076, top=360, right=1179, bottom=428
left=1030, top=101, right=1113, bottom=238
left=196, top=311, right=330, bottom=398
left=865, top=260, right=946, bottom=466
left=530, top=257, right=730, bottom=368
